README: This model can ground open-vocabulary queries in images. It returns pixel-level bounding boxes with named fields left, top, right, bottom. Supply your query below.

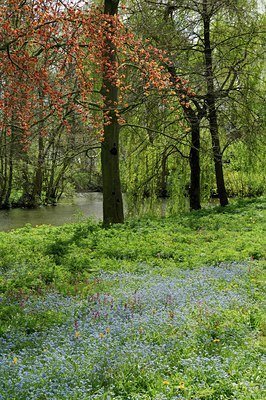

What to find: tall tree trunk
left=45, top=140, right=57, bottom=205
left=189, top=121, right=201, bottom=210
left=203, top=1, right=228, bottom=206
left=168, top=65, right=201, bottom=210
left=101, top=0, right=124, bottom=225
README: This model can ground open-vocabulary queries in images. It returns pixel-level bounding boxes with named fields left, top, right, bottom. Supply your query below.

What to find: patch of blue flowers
left=0, top=263, right=264, bottom=399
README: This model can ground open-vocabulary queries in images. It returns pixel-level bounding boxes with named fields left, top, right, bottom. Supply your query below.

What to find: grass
left=0, top=197, right=265, bottom=399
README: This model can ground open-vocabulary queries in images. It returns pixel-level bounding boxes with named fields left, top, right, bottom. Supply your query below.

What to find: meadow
left=0, top=197, right=265, bottom=399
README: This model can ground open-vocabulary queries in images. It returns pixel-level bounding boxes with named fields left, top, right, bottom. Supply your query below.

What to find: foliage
left=0, top=197, right=265, bottom=293
left=0, top=0, right=193, bottom=143
left=0, top=0, right=265, bottom=214
left=121, top=0, right=266, bottom=210
left=0, top=0, right=196, bottom=216
left=0, top=197, right=265, bottom=398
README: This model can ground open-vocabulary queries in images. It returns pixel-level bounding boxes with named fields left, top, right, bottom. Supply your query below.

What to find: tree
left=167, top=64, right=205, bottom=210
left=126, top=0, right=264, bottom=207
left=201, top=0, right=228, bottom=206
left=121, top=1, right=207, bottom=210
left=1, top=0, right=191, bottom=222
left=100, top=0, right=124, bottom=224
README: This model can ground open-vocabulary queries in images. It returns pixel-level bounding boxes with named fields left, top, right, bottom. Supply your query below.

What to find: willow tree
left=167, top=64, right=204, bottom=210
left=123, top=1, right=205, bottom=210
left=127, top=0, right=264, bottom=206
left=202, top=0, right=228, bottom=206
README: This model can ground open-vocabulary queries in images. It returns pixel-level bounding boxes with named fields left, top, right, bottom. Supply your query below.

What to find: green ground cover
left=0, top=197, right=265, bottom=399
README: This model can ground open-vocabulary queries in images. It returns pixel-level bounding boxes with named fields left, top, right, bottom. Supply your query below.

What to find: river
left=0, top=194, right=220, bottom=232
left=0, top=192, right=104, bottom=232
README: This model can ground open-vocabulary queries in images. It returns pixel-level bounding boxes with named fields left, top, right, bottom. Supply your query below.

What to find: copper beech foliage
left=0, top=0, right=194, bottom=146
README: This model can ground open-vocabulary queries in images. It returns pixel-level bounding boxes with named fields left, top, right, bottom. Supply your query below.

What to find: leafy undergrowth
left=0, top=197, right=265, bottom=399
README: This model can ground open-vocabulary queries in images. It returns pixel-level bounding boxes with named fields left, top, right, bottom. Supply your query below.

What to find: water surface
left=0, top=192, right=103, bottom=232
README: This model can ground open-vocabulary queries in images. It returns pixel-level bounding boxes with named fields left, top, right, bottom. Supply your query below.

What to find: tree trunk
left=168, top=65, right=201, bottom=210
left=101, top=0, right=124, bottom=225
left=189, top=121, right=201, bottom=210
left=203, top=1, right=228, bottom=206
left=45, top=139, right=57, bottom=205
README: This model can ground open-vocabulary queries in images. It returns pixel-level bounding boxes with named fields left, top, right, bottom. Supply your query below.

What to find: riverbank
left=0, top=197, right=265, bottom=399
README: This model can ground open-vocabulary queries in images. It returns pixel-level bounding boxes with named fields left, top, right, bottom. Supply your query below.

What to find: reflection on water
left=0, top=193, right=103, bottom=232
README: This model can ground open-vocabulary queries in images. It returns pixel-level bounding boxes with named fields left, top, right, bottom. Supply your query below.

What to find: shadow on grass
left=188, top=196, right=265, bottom=217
